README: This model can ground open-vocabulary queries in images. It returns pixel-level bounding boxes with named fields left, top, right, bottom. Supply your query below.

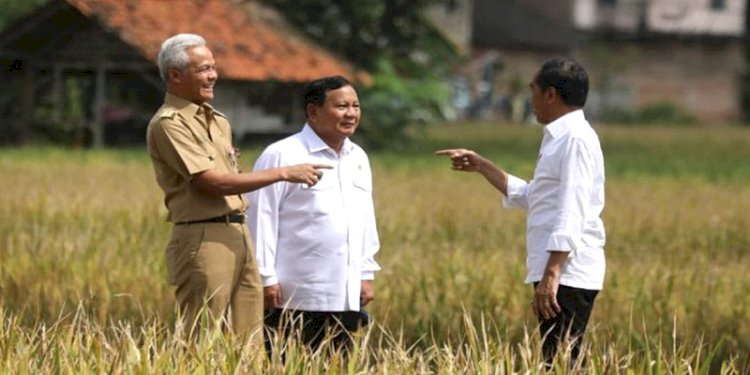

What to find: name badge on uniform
left=227, top=147, right=241, bottom=173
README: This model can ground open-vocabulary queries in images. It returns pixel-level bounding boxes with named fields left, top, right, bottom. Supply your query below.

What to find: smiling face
left=169, top=45, right=217, bottom=104
left=307, top=84, right=360, bottom=151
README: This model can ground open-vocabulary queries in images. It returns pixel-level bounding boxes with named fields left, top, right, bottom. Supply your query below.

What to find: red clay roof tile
left=64, top=0, right=368, bottom=83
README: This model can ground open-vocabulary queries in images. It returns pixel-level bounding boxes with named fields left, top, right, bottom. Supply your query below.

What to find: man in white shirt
left=247, top=76, right=381, bottom=352
left=436, top=59, right=605, bottom=366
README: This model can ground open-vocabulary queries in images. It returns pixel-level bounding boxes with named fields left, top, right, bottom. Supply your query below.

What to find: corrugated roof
left=65, top=0, right=367, bottom=83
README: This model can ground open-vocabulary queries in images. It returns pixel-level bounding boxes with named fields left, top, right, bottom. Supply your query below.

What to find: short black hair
left=303, top=75, right=352, bottom=117
left=535, top=59, right=589, bottom=107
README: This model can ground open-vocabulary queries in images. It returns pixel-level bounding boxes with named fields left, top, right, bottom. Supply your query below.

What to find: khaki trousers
left=166, top=221, right=263, bottom=346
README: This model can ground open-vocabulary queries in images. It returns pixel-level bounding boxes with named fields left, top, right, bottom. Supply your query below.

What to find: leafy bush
left=601, top=101, right=696, bottom=125
left=356, top=60, right=450, bottom=150
left=639, top=101, right=696, bottom=124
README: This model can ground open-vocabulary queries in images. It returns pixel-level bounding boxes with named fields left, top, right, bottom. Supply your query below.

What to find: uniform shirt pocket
left=352, top=170, right=372, bottom=192
left=298, top=173, right=337, bottom=216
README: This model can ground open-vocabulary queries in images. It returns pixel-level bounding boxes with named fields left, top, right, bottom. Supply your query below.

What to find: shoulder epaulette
left=158, top=109, right=178, bottom=119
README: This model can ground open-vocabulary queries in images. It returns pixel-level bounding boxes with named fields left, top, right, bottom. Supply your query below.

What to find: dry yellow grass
left=1, top=124, right=749, bottom=373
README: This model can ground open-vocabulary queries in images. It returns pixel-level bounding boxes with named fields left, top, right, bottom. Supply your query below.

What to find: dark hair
left=535, top=59, right=589, bottom=107
left=303, top=75, right=352, bottom=117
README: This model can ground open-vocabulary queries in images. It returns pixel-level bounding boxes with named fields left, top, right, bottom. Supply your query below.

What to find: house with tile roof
left=428, top=0, right=747, bottom=124
left=0, top=0, right=367, bottom=147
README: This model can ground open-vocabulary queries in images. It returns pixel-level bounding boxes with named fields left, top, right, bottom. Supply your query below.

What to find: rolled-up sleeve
left=503, top=174, right=530, bottom=210
left=545, top=138, right=594, bottom=256
left=246, top=150, right=285, bottom=286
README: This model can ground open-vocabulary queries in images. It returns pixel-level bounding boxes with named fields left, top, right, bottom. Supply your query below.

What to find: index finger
left=434, top=149, right=459, bottom=156
left=312, top=164, right=334, bottom=169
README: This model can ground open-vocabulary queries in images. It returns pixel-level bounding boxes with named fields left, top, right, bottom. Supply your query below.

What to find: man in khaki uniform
left=146, top=33, right=329, bottom=343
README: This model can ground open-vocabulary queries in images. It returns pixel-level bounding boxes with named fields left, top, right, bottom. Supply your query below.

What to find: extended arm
left=152, top=117, right=330, bottom=196
left=435, top=149, right=509, bottom=195
left=192, top=164, right=330, bottom=196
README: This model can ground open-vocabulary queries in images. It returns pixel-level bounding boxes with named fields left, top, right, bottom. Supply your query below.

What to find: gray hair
left=157, top=33, right=206, bottom=82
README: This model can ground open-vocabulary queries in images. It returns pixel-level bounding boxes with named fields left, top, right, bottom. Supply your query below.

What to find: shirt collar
left=544, top=109, right=585, bottom=138
left=301, top=123, right=353, bottom=155
left=165, top=93, right=216, bottom=119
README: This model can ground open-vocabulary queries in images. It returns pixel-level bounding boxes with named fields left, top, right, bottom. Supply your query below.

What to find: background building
left=0, top=0, right=366, bottom=147
left=429, top=0, right=747, bottom=124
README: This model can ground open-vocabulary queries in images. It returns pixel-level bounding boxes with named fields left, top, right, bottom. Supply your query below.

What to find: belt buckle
left=237, top=213, right=246, bottom=224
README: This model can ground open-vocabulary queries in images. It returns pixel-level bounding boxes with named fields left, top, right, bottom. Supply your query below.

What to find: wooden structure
left=0, top=0, right=366, bottom=147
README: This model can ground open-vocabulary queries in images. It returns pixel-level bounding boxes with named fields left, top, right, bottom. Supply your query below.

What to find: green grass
left=1, top=123, right=749, bottom=373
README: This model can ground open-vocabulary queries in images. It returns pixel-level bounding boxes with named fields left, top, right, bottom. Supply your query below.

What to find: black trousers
left=264, top=309, right=369, bottom=354
left=534, top=283, right=599, bottom=366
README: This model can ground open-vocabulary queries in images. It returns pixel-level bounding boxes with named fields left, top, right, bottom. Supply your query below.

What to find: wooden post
left=52, top=64, right=63, bottom=125
left=17, top=61, right=34, bottom=143
left=91, top=63, right=106, bottom=148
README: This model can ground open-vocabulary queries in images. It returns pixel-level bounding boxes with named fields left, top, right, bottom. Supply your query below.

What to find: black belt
left=176, top=213, right=246, bottom=225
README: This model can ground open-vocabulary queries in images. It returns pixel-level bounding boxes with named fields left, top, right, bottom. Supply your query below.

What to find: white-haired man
left=146, top=33, right=330, bottom=343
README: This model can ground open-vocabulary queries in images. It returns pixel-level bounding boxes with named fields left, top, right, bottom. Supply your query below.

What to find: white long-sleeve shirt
left=247, top=124, right=381, bottom=311
left=503, top=110, right=606, bottom=290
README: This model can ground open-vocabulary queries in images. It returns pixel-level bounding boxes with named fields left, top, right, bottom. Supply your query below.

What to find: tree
left=0, top=0, right=47, bottom=30
left=257, top=0, right=461, bottom=149
left=257, top=0, right=458, bottom=76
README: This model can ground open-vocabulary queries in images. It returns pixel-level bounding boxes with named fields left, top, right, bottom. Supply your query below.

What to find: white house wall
left=573, top=0, right=745, bottom=35
left=647, top=0, right=745, bottom=35
left=424, top=0, right=474, bottom=54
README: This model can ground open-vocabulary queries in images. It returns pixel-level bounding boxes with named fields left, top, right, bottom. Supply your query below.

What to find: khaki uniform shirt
left=147, top=93, right=246, bottom=223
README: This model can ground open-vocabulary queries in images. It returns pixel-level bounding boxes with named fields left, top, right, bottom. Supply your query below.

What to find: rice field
left=1, top=123, right=749, bottom=373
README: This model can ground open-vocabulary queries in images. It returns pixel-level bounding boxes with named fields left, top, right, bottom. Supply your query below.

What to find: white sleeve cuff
left=261, top=275, right=279, bottom=287
left=502, top=174, right=528, bottom=208
left=545, top=232, right=580, bottom=257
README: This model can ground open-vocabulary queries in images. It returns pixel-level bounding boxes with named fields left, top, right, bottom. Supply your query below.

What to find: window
left=710, top=0, right=726, bottom=10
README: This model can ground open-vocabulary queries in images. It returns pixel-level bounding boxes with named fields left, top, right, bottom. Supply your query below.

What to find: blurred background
left=0, top=0, right=748, bottom=150
left=2, top=3, right=750, bottom=371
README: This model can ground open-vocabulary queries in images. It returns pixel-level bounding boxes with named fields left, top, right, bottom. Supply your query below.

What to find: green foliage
left=0, top=0, right=47, bottom=30
left=259, top=0, right=461, bottom=150
left=356, top=59, right=451, bottom=150
left=638, top=101, right=697, bottom=124
left=601, top=101, right=697, bottom=125
left=30, top=76, right=89, bottom=145
left=258, top=0, right=459, bottom=75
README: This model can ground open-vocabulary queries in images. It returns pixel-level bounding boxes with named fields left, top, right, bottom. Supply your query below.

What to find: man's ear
left=544, top=86, right=559, bottom=104
left=168, top=68, right=182, bottom=84
left=305, top=103, right=318, bottom=121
